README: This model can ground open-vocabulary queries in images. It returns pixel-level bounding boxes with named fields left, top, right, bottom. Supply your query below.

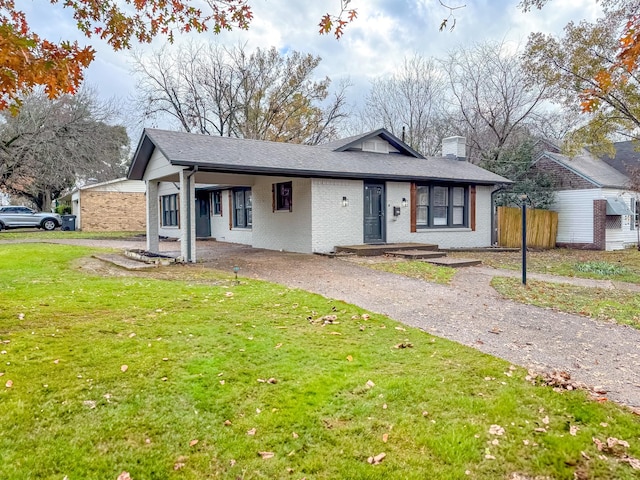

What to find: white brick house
left=128, top=129, right=510, bottom=262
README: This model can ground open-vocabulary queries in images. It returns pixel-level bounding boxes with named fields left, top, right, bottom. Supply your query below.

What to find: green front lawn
left=449, top=248, right=640, bottom=284
left=0, top=230, right=144, bottom=240
left=0, top=244, right=639, bottom=479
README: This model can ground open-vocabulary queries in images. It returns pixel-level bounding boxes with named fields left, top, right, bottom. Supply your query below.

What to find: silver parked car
left=0, top=206, right=62, bottom=231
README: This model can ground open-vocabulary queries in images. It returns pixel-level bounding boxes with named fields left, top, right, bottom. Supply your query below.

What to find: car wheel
left=42, top=219, right=57, bottom=231
left=0, top=222, right=3, bottom=231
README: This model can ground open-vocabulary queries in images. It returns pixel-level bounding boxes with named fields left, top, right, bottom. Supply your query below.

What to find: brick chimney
left=441, top=136, right=466, bottom=161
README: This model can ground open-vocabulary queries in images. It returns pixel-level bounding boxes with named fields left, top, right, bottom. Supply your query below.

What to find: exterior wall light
left=342, top=196, right=349, bottom=207
left=401, top=198, right=408, bottom=208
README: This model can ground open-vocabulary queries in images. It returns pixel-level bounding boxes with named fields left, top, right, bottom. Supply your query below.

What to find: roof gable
left=534, top=151, right=630, bottom=189
left=319, top=128, right=424, bottom=158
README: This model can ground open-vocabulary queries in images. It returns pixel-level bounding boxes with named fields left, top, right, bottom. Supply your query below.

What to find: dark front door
left=364, top=182, right=385, bottom=244
left=195, top=191, right=211, bottom=238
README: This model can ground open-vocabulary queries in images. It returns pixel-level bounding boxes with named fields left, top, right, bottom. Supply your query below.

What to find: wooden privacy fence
left=497, top=206, right=558, bottom=249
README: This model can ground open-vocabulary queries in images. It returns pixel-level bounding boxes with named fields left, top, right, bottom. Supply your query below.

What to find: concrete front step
left=422, top=257, right=482, bottom=268
left=335, top=243, right=439, bottom=256
left=386, top=249, right=447, bottom=260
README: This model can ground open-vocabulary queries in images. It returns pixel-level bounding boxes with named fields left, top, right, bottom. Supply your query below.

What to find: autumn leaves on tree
left=0, top=0, right=360, bottom=112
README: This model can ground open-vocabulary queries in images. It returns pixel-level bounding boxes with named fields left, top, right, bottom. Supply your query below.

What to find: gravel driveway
left=7, top=238, right=640, bottom=409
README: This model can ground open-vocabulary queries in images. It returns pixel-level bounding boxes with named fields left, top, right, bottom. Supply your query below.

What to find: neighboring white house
left=127, top=128, right=511, bottom=262
left=532, top=151, right=638, bottom=251
left=58, top=178, right=146, bottom=232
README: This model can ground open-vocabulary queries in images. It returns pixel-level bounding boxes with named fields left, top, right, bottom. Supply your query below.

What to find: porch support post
left=179, top=168, right=197, bottom=263
left=146, top=180, right=160, bottom=253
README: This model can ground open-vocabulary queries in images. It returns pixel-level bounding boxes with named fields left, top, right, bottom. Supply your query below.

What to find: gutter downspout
left=186, top=166, right=198, bottom=262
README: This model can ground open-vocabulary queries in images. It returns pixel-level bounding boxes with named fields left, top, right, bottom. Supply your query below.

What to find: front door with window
left=195, top=191, right=211, bottom=237
left=364, top=183, right=385, bottom=244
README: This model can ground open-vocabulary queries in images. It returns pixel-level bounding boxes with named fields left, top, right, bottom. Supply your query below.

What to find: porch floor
left=335, top=243, right=439, bottom=256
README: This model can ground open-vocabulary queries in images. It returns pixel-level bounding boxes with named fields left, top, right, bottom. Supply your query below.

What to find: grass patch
left=1, top=244, right=639, bottom=479
left=492, top=277, right=640, bottom=328
left=0, top=230, right=144, bottom=240
left=450, top=248, right=640, bottom=284
left=574, top=261, right=627, bottom=276
left=366, top=260, right=455, bottom=284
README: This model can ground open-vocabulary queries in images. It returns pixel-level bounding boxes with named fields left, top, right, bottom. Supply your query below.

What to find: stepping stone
left=422, top=257, right=482, bottom=268
left=386, top=250, right=446, bottom=260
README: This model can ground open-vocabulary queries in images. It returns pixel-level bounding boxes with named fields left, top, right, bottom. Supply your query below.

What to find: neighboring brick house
left=59, top=178, right=146, bottom=232
left=127, top=128, right=511, bottom=262
left=531, top=151, right=638, bottom=250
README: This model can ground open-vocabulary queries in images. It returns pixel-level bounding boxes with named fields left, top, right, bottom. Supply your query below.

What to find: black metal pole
left=522, top=197, right=527, bottom=285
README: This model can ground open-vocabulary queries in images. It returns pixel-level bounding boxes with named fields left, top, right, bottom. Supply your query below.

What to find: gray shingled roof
left=128, top=128, right=511, bottom=185
left=541, top=151, right=630, bottom=188
left=600, top=140, right=640, bottom=177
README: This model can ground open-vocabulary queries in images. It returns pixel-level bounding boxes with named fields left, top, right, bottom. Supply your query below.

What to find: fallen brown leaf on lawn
left=489, top=425, right=505, bottom=436
left=53, top=359, right=59, bottom=364
left=258, top=451, right=274, bottom=459
left=247, top=428, right=256, bottom=436
left=395, top=327, right=406, bottom=331
left=173, top=462, right=185, bottom=471
left=257, top=378, right=266, bottom=383
left=189, top=439, right=199, bottom=447
left=219, top=380, right=225, bottom=385
left=224, top=420, right=232, bottom=426
left=620, top=456, right=640, bottom=470
left=225, top=292, right=234, bottom=297
left=329, top=332, right=341, bottom=335
left=120, top=365, right=128, bottom=373
left=367, top=452, right=386, bottom=465
left=541, top=416, right=549, bottom=425
left=347, top=355, right=353, bottom=362
left=229, top=459, right=236, bottom=467
left=5, top=380, right=13, bottom=388
left=382, top=433, right=388, bottom=443
left=117, top=472, right=132, bottom=480
left=292, top=432, right=299, bottom=439
left=570, top=425, right=579, bottom=436
left=275, top=343, right=283, bottom=349
left=83, top=400, right=96, bottom=409
left=366, top=380, right=375, bottom=389
left=128, top=333, right=136, bottom=338
left=267, top=377, right=277, bottom=384
left=361, top=314, right=370, bottom=320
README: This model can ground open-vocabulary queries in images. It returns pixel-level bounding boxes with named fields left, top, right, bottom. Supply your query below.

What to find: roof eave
left=171, top=160, right=509, bottom=185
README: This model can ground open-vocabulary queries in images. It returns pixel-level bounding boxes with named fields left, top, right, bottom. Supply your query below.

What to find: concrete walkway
left=3, top=238, right=640, bottom=408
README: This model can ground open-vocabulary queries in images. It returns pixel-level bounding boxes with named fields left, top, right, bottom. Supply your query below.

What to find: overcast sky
left=23, top=0, right=604, bottom=139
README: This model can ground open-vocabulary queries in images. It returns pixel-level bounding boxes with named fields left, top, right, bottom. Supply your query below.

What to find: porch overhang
left=606, top=198, right=633, bottom=216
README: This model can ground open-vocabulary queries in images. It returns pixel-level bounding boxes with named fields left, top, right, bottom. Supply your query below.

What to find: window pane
left=247, top=207, right=253, bottom=226
left=235, top=191, right=244, bottom=209
left=452, top=206, right=464, bottom=225
left=433, top=206, right=447, bottom=225
left=452, top=187, right=464, bottom=206
left=433, top=186, right=448, bottom=206
left=417, top=186, right=428, bottom=206
left=417, top=206, right=428, bottom=225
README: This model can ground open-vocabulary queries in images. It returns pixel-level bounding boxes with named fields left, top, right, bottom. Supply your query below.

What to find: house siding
left=311, top=179, right=363, bottom=253
left=252, top=177, right=312, bottom=253
left=143, top=149, right=183, bottom=182
left=387, top=183, right=493, bottom=248
left=552, top=188, right=638, bottom=250
left=79, top=191, right=146, bottom=231
left=552, top=189, right=599, bottom=245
